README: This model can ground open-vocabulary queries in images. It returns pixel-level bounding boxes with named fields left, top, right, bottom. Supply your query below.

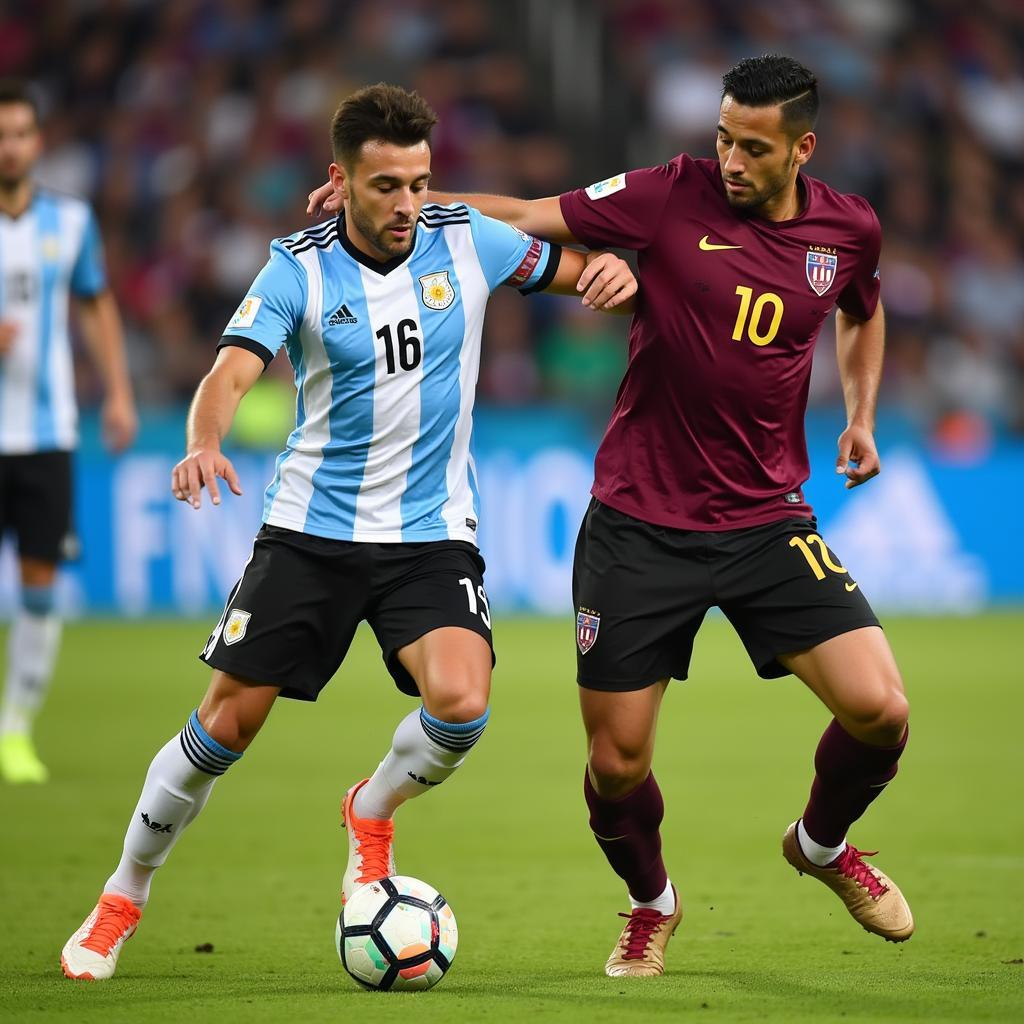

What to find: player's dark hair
left=721, top=55, right=818, bottom=140
left=0, top=79, right=40, bottom=124
left=331, top=83, right=438, bottom=167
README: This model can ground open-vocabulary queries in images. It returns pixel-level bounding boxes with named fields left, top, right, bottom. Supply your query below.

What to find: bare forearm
left=75, top=292, right=133, bottom=399
left=836, top=303, right=885, bottom=429
left=431, top=191, right=577, bottom=244
left=186, top=365, right=255, bottom=451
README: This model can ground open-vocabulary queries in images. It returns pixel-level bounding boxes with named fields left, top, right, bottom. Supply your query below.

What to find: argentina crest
left=222, top=608, right=251, bottom=646
left=805, top=247, right=838, bottom=296
left=577, top=608, right=601, bottom=655
left=419, top=270, right=456, bottom=311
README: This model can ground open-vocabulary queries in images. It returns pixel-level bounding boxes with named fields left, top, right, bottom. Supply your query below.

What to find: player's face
left=716, top=97, right=814, bottom=216
left=331, top=140, right=431, bottom=261
left=0, top=102, right=42, bottom=189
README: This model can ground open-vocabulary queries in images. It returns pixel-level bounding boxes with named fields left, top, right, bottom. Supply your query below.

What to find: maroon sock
left=802, top=719, right=909, bottom=848
left=583, top=769, right=668, bottom=903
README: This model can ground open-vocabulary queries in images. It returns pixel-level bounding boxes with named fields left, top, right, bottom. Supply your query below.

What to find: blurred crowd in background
left=2, top=0, right=1022, bottom=440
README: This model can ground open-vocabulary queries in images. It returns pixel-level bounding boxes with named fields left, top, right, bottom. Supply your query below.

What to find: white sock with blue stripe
left=354, top=706, right=489, bottom=820
left=0, top=588, right=61, bottom=737
left=105, top=711, right=242, bottom=907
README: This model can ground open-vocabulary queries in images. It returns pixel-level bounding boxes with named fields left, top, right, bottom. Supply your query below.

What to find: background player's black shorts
left=200, top=525, right=494, bottom=700
left=572, top=499, right=881, bottom=691
left=0, top=450, right=76, bottom=563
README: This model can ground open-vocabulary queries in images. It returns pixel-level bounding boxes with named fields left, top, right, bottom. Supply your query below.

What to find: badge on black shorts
left=223, top=608, right=252, bottom=646
left=577, top=608, right=601, bottom=655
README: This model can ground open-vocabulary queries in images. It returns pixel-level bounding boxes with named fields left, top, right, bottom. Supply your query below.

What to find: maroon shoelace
left=616, top=908, right=666, bottom=960
left=833, top=844, right=889, bottom=900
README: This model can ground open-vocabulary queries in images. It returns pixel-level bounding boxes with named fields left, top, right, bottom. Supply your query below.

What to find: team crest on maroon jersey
left=577, top=608, right=601, bottom=655
left=806, top=247, right=839, bottom=296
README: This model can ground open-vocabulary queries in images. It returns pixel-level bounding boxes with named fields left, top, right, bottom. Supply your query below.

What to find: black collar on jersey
left=337, top=212, right=417, bottom=275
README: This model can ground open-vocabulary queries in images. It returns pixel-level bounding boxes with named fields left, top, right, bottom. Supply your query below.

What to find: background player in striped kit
left=60, top=83, right=637, bottom=980
left=0, top=81, right=136, bottom=785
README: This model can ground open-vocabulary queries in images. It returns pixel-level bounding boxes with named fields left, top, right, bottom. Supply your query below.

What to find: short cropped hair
left=330, top=83, right=438, bottom=167
left=721, top=55, right=818, bottom=140
left=0, top=79, right=40, bottom=124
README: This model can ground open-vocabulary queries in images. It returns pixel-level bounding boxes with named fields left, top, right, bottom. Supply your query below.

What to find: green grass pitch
left=1, top=613, right=1022, bottom=1022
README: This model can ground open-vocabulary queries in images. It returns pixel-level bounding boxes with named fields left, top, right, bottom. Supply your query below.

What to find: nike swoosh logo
left=699, top=234, right=743, bottom=251
left=845, top=582, right=859, bottom=592
left=593, top=833, right=629, bottom=842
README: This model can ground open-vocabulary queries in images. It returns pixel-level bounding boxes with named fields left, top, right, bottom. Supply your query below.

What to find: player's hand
left=307, top=181, right=341, bottom=218
left=836, top=424, right=880, bottom=489
left=576, top=252, right=638, bottom=311
left=171, top=447, right=243, bottom=509
left=102, top=392, right=138, bottom=454
left=0, top=321, right=18, bottom=355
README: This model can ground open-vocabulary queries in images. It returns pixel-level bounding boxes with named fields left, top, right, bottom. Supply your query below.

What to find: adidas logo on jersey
left=329, top=303, right=358, bottom=326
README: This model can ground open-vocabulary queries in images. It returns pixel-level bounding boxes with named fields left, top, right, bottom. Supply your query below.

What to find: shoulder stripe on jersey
left=283, top=221, right=339, bottom=252
left=287, top=227, right=341, bottom=256
left=417, top=216, right=471, bottom=229
left=419, top=210, right=471, bottom=223
left=283, top=223, right=335, bottom=249
left=283, top=231, right=338, bottom=255
left=420, top=203, right=468, bottom=216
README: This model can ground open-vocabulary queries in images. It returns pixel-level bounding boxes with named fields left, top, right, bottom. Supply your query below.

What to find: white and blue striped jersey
left=221, top=203, right=558, bottom=544
left=0, top=189, right=106, bottom=453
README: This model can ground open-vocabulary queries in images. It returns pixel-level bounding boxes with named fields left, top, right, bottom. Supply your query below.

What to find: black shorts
left=0, top=450, right=76, bottom=563
left=572, top=499, right=880, bottom=691
left=200, top=525, right=494, bottom=700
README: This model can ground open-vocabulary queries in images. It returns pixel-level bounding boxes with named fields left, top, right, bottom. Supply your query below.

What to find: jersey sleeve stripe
left=518, top=242, right=562, bottom=294
left=217, top=335, right=274, bottom=367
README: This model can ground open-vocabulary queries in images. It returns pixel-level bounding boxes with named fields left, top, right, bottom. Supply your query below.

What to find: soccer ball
left=336, top=875, right=458, bottom=991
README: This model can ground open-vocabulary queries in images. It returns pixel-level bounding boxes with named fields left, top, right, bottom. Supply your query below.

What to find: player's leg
left=581, top=680, right=673, bottom=897
left=582, top=685, right=682, bottom=977
left=61, top=671, right=277, bottom=980
left=573, top=500, right=707, bottom=976
left=62, top=524, right=349, bottom=979
left=719, top=517, right=912, bottom=940
left=342, top=543, right=494, bottom=902
left=778, top=626, right=913, bottom=941
left=0, top=451, right=73, bottom=784
left=0, top=557, right=60, bottom=783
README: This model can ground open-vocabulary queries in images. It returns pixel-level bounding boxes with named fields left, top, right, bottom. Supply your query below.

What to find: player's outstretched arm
left=835, top=300, right=885, bottom=489
left=542, top=249, right=637, bottom=314
left=306, top=181, right=580, bottom=244
left=172, top=347, right=264, bottom=509
left=73, top=290, right=138, bottom=452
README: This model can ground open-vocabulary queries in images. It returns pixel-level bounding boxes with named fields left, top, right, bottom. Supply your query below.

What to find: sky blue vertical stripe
left=401, top=232, right=465, bottom=539
left=303, top=249, right=376, bottom=540
left=262, top=334, right=306, bottom=517
left=35, top=195, right=59, bottom=449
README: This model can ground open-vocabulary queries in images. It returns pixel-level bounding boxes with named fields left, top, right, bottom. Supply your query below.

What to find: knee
left=420, top=666, right=490, bottom=724
left=425, top=690, right=489, bottom=724
left=588, top=740, right=651, bottom=798
left=198, top=693, right=264, bottom=752
left=844, top=679, right=909, bottom=746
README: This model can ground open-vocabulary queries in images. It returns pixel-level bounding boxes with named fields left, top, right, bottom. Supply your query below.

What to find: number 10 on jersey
left=732, top=285, right=784, bottom=346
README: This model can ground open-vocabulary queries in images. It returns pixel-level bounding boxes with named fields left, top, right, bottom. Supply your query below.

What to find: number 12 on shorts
left=458, top=577, right=492, bottom=628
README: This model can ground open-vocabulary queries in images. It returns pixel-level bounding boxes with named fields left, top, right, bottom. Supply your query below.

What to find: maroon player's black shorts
left=200, top=525, right=494, bottom=700
left=0, top=450, right=76, bottom=563
left=572, top=499, right=880, bottom=691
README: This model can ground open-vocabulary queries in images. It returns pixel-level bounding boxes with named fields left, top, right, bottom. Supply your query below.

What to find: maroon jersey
left=560, top=155, right=881, bottom=530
